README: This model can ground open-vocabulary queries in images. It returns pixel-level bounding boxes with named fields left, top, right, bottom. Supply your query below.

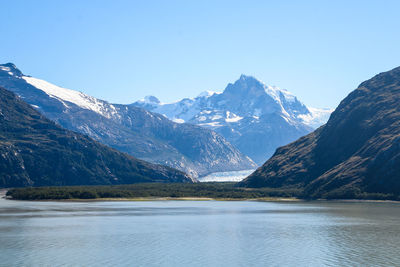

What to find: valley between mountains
left=0, top=63, right=330, bottom=178
left=2, top=63, right=400, bottom=200
left=0, top=63, right=257, bottom=178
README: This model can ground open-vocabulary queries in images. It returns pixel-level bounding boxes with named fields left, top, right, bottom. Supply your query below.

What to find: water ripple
left=0, top=199, right=399, bottom=266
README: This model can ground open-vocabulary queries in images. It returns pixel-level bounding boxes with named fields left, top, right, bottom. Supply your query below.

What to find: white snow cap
left=197, top=90, right=217, bottom=98
left=22, top=76, right=119, bottom=119
left=138, top=95, right=160, bottom=104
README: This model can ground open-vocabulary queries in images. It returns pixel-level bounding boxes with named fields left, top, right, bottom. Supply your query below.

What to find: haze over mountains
left=239, top=66, right=400, bottom=199
left=0, top=63, right=256, bottom=178
left=134, top=75, right=332, bottom=164
left=0, top=86, right=194, bottom=187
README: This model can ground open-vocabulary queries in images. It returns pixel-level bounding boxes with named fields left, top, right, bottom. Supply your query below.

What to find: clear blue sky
left=2, top=0, right=400, bottom=108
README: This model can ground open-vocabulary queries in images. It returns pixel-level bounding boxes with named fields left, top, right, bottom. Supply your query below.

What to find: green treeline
left=6, top=183, right=300, bottom=200
left=6, top=182, right=399, bottom=201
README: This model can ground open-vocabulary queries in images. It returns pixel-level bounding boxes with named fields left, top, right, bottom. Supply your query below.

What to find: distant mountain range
left=0, top=86, right=194, bottom=187
left=0, top=63, right=255, bottom=178
left=133, top=75, right=332, bottom=164
left=239, top=66, right=400, bottom=199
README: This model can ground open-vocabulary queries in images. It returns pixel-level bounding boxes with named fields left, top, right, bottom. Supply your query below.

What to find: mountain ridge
left=0, top=63, right=256, bottom=178
left=133, top=74, right=332, bottom=164
left=0, top=86, right=195, bottom=187
left=238, top=66, right=400, bottom=199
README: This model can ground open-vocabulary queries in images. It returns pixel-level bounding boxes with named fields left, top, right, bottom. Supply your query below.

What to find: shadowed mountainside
left=239, top=66, right=400, bottom=199
left=0, top=63, right=256, bottom=178
left=0, top=87, right=195, bottom=187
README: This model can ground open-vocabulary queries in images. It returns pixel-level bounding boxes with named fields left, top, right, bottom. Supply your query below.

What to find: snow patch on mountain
left=298, top=107, right=333, bottom=129
left=152, top=98, right=202, bottom=123
left=0, top=66, right=10, bottom=72
left=226, top=117, right=243, bottom=122
left=138, top=74, right=331, bottom=129
left=22, top=76, right=119, bottom=119
left=198, top=169, right=255, bottom=182
left=197, top=90, right=216, bottom=98
left=172, top=118, right=185, bottom=123
left=0, top=63, right=258, bottom=177
left=132, top=74, right=333, bottom=164
left=137, top=95, right=161, bottom=105
left=0, top=66, right=15, bottom=77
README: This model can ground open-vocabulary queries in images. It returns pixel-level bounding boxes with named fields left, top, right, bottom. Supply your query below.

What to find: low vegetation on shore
left=5, top=182, right=400, bottom=201
left=6, top=183, right=301, bottom=200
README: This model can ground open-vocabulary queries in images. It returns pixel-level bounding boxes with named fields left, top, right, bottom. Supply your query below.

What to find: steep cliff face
left=0, top=63, right=256, bottom=177
left=0, top=87, right=195, bottom=187
left=134, top=75, right=331, bottom=164
left=239, top=66, right=400, bottom=199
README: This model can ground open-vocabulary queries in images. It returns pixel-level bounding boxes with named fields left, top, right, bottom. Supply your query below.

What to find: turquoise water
left=1, top=198, right=400, bottom=266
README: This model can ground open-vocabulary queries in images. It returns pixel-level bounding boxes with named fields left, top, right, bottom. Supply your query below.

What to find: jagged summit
left=1, top=62, right=17, bottom=69
left=0, top=63, right=23, bottom=77
left=197, top=90, right=216, bottom=98
left=237, top=74, right=264, bottom=87
left=229, top=74, right=302, bottom=110
left=133, top=95, right=162, bottom=110
left=239, top=66, right=400, bottom=199
left=138, top=95, right=160, bottom=104
left=0, top=63, right=256, bottom=177
left=226, top=74, right=268, bottom=96
left=133, top=75, right=332, bottom=164
left=239, top=74, right=258, bottom=81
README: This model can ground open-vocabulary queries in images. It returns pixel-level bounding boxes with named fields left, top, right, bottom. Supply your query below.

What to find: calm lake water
left=1, top=197, right=400, bottom=267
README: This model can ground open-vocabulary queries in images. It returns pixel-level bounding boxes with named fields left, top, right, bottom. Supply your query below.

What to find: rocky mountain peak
left=0, top=63, right=23, bottom=77
left=0, top=64, right=256, bottom=177
left=239, top=74, right=258, bottom=82
left=225, top=74, right=267, bottom=96
left=132, top=74, right=332, bottom=164
left=197, top=90, right=216, bottom=98
left=142, top=95, right=160, bottom=104
left=239, top=66, right=400, bottom=199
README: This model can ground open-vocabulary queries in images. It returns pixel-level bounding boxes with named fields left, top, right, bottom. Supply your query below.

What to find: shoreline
left=3, top=195, right=301, bottom=202
left=3, top=193, right=400, bottom=204
left=4, top=185, right=400, bottom=204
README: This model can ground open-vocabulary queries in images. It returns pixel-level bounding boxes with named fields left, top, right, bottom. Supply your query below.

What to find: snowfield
left=198, top=169, right=256, bottom=182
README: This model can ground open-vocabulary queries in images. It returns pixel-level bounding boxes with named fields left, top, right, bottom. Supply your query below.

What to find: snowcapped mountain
left=22, top=76, right=121, bottom=119
left=0, top=86, right=195, bottom=187
left=0, top=63, right=256, bottom=177
left=133, top=74, right=333, bottom=164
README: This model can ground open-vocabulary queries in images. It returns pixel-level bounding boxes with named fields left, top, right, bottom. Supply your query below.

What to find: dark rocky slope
left=0, top=87, right=194, bottom=187
left=239, top=66, right=400, bottom=199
